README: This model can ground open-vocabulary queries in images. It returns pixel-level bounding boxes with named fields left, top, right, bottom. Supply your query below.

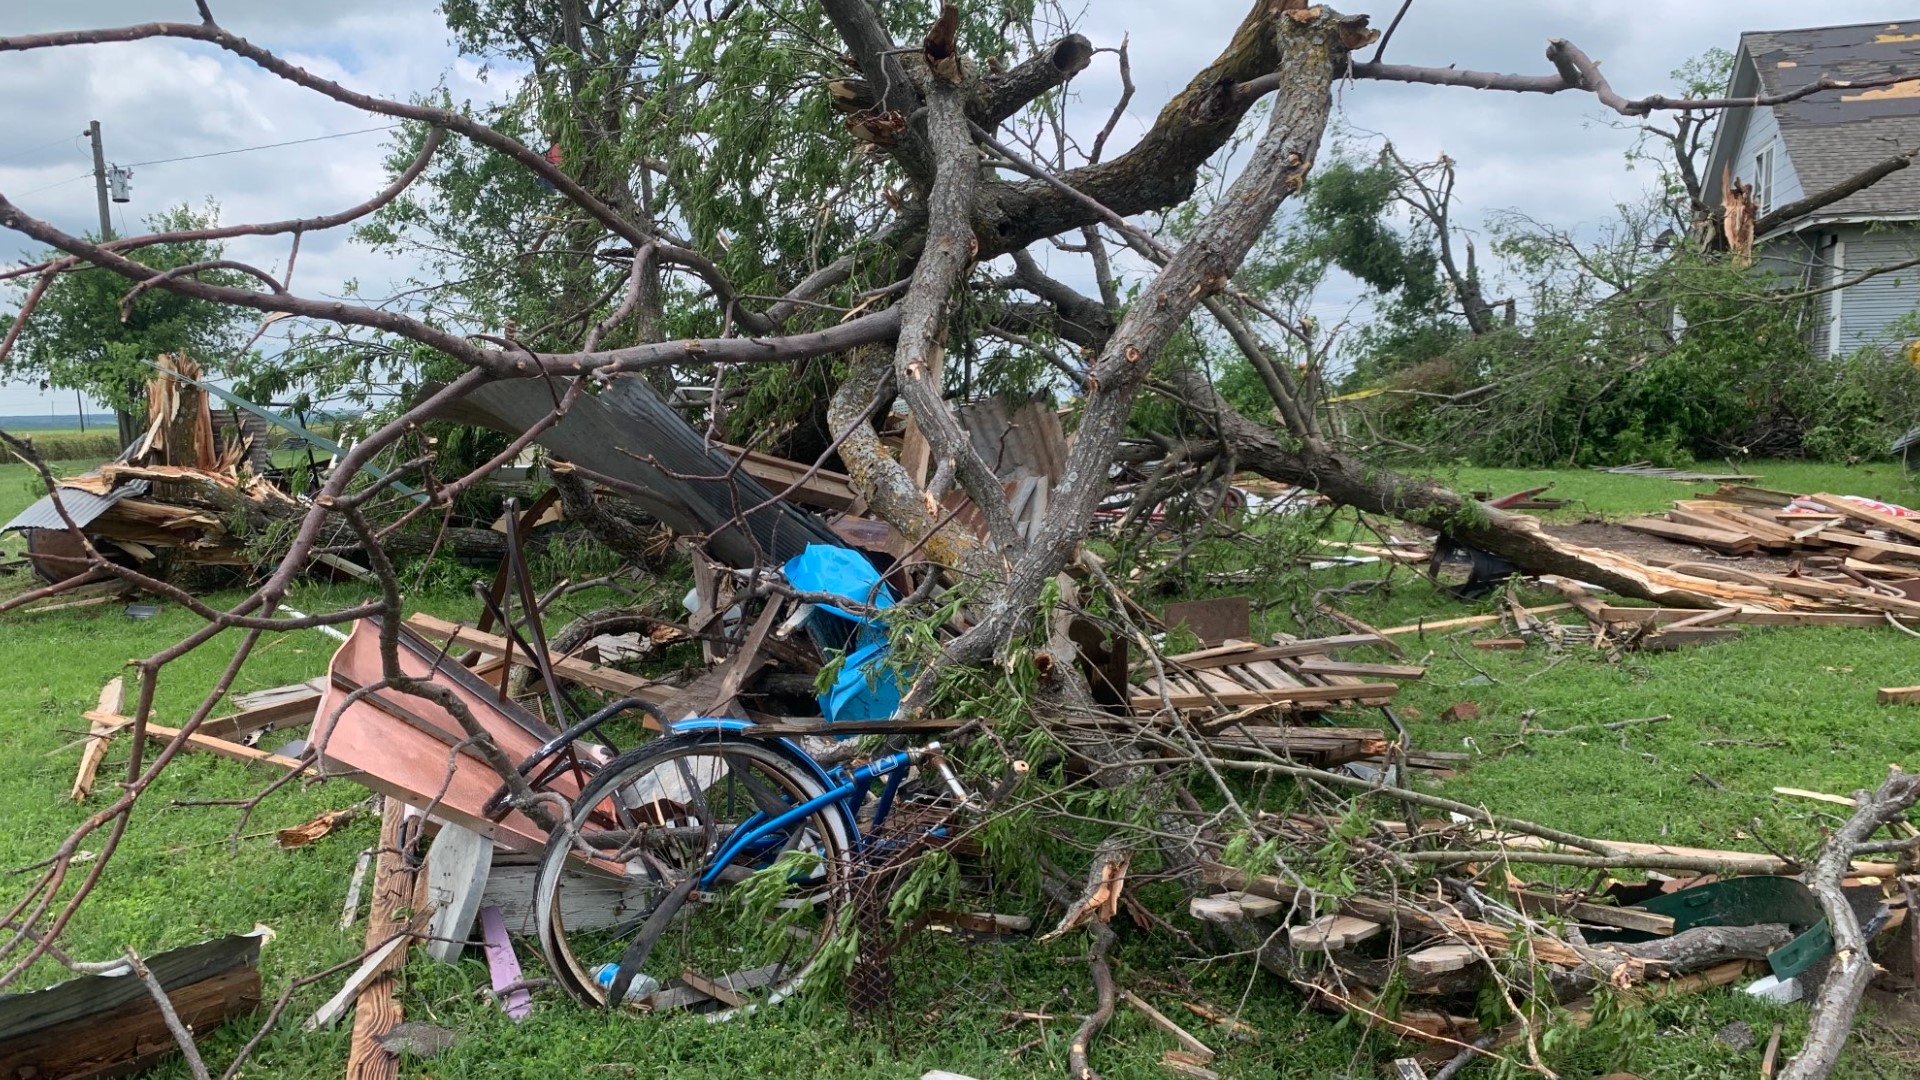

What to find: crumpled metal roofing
left=1, top=478, right=149, bottom=533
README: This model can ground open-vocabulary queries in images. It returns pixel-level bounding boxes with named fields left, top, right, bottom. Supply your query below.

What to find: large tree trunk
left=1164, top=367, right=1748, bottom=609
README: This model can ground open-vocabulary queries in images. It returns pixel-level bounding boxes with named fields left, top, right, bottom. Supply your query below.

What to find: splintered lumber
left=1808, top=493, right=1920, bottom=545
left=1377, top=605, right=1574, bottom=637
left=1188, top=891, right=1283, bottom=924
left=198, top=677, right=324, bottom=741
left=1620, top=517, right=1755, bottom=554
left=1831, top=533, right=1920, bottom=564
left=1288, top=914, right=1384, bottom=952
left=1161, top=1052, right=1220, bottom=1080
left=1163, top=634, right=1384, bottom=671
left=1121, top=991, right=1215, bottom=1062
left=347, top=801, right=421, bottom=1080
left=404, top=613, right=664, bottom=701
left=1293, top=659, right=1426, bottom=680
left=1591, top=605, right=1907, bottom=629
left=1878, top=687, right=1920, bottom=705
left=1130, top=682, right=1400, bottom=712
left=70, top=677, right=125, bottom=801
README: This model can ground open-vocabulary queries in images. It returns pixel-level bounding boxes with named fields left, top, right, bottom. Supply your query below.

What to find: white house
left=1704, top=19, right=1920, bottom=357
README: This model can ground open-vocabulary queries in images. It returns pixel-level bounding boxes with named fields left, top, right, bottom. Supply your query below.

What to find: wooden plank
left=134, top=719, right=305, bottom=770
left=1591, top=605, right=1906, bottom=629
left=424, top=824, right=493, bottom=964
left=1878, top=686, right=1920, bottom=705
left=347, top=800, right=420, bottom=1080
left=1509, top=891, right=1673, bottom=936
left=405, top=613, right=664, bottom=702
left=1621, top=517, right=1755, bottom=553
left=1377, top=605, right=1574, bottom=637
left=198, top=678, right=324, bottom=741
left=679, top=968, right=749, bottom=1010
left=1289, top=914, right=1383, bottom=952
left=1665, top=507, right=1766, bottom=541
left=1161, top=635, right=1385, bottom=672
left=1830, top=533, right=1920, bottom=564
left=305, top=934, right=412, bottom=1031
left=70, top=677, right=125, bottom=801
left=1130, top=683, right=1400, bottom=711
left=1122, top=990, right=1215, bottom=1062
left=647, top=962, right=785, bottom=1013
left=1292, top=659, right=1426, bottom=680
left=1472, top=638, right=1526, bottom=651
left=1808, top=493, right=1920, bottom=545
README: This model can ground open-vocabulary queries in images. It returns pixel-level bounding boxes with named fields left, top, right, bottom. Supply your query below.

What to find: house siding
left=1734, top=105, right=1804, bottom=212
left=1830, top=223, right=1920, bottom=354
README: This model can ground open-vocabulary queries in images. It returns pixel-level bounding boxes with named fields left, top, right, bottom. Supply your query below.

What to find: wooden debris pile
left=4, top=354, right=294, bottom=585
left=1193, top=809, right=1918, bottom=1064
left=1623, top=485, right=1920, bottom=567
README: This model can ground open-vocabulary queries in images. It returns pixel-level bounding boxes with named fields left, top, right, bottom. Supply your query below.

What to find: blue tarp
left=782, top=545, right=905, bottom=723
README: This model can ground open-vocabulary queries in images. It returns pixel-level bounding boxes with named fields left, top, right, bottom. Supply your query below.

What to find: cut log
left=1188, top=891, right=1283, bottom=924
left=1404, top=944, right=1477, bottom=975
left=1289, top=914, right=1383, bottom=952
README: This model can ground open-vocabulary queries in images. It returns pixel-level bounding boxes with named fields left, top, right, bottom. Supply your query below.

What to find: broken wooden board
left=0, top=933, right=263, bottom=1080
left=70, top=677, right=125, bottom=801
left=1620, top=517, right=1756, bottom=555
left=405, top=613, right=666, bottom=702
left=347, top=801, right=423, bottom=1080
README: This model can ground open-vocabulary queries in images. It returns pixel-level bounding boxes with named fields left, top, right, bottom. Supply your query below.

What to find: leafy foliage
left=4, top=204, right=252, bottom=413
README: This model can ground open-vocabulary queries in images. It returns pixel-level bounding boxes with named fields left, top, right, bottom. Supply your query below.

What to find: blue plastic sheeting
left=782, top=544, right=905, bottom=724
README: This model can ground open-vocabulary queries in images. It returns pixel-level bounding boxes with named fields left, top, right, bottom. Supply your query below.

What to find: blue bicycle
left=531, top=545, right=1017, bottom=1016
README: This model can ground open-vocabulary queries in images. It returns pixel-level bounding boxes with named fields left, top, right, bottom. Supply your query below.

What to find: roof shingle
left=1745, top=20, right=1920, bottom=220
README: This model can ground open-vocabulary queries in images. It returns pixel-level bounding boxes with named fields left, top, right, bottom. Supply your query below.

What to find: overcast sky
left=0, top=0, right=1913, bottom=413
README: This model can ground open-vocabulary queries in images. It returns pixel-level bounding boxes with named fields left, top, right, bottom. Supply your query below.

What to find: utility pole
left=87, top=120, right=113, bottom=243
left=88, top=120, right=140, bottom=448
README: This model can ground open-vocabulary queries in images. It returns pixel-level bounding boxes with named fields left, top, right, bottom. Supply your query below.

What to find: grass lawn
left=0, top=458, right=1913, bottom=1077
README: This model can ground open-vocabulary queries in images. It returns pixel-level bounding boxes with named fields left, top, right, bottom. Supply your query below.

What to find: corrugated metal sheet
left=1833, top=224, right=1920, bottom=351
left=0, top=478, right=148, bottom=533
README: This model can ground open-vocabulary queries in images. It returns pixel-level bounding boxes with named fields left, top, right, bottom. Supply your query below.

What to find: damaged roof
left=1737, top=19, right=1920, bottom=221
left=1, top=479, right=148, bottom=534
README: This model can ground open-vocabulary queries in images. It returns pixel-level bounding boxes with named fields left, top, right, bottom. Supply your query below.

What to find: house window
left=1753, top=142, right=1776, bottom=213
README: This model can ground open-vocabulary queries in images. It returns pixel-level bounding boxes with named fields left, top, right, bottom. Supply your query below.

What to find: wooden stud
left=346, top=801, right=421, bottom=1080
left=405, top=613, right=665, bottom=702
left=70, top=677, right=125, bottom=801
left=1122, top=990, right=1215, bottom=1062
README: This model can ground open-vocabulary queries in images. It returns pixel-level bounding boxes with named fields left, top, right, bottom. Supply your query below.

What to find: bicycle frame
left=696, top=742, right=955, bottom=888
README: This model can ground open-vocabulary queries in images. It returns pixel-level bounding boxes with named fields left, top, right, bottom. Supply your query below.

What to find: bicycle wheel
left=533, top=732, right=855, bottom=1018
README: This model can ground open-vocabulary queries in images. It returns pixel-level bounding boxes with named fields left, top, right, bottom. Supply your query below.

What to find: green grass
left=1424, top=458, right=1920, bottom=521
left=0, top=460, right=1915, bottom=1077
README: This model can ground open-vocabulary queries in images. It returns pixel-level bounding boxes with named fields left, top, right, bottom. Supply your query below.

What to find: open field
left=0, top=459, right=1915, bottom=1077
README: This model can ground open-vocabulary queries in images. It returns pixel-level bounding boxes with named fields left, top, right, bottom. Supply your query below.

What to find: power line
left=18, top=172, right=92, bottom=197
left=0, top=133, right=85, bottom=166
left=123, top=124, right=401, bottom=168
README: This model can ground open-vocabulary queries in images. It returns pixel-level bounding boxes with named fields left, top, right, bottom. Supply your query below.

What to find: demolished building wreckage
left=23, top=364, right=1920, bottom=1080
